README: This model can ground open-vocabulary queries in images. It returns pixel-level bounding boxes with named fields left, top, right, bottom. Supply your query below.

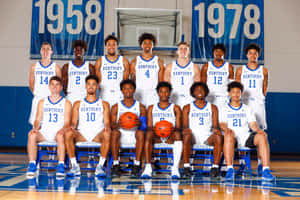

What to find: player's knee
left=112, top=129, right=121, bottom=139
left=64, top=130, right=73, bottom=139
left=28, top=131, right=37, bottom=140
left=56, top=133, right=64, bottom=143
left=173, top=131, right=182, bottom=141
left=224, top=131, right=234, bottom=140
left=145, top=130, right=153, bottom=141
left=214, top=134, right=224, bottom=146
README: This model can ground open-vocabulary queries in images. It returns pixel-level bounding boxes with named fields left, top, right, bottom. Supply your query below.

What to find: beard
left=108, top=51, right=116, bottom=56
left=87, top=91, right=95, bottom=95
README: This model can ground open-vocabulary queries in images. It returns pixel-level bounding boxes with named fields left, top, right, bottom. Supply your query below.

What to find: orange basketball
left=154, top=120, right=173, bottom=138
left=119, top=112, right=139, bottom=129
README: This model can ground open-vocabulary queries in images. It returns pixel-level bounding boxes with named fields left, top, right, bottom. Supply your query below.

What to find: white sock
left=184, top=163, right=190, bottom=168
left=70, top=157, right=77, bottom=167
left=258, top=158, right=262, bottom=166
left=134, top=160, right=140, bottom=166
left=29, top=161, right=36, bottom=165
left=99, top=157, right=106, bottom=167
left=227, top=165, right=233, bottom=169
left=172, top=141, right=183, bottom=168
left=58, top=161, right=64, bottom=164
left=263, top=166, right=269, bottom=171
left=145, top=163, right=152, bottom=171
left=154, top=157, right=160, bottom=161
left=212, top=164, right=219, bottom=168
left=113, top=160, right=119, bottom=165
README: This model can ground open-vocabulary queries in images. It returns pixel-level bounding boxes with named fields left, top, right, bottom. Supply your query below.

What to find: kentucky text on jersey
left=227, top=113, right=247, bottom=118
left=242, top=74, right=263, bottom=79
left=102, top=66, right=123, bottom=71
left=137, top=65, right=157, bottom=69
left=153, top=113, right=173, bottom=118
left=191, top=112, right=210, bottom=117
left=208, top=71, right=227, bottom=76
left=44, top=108, right=63, bottom=113
left=35, top=71, right=55, bottom=75
left=172, top=71, right=193, bottom=76
left=69, top=71, right=88, bottom=76
left=80, top=107, right=102, bottom=112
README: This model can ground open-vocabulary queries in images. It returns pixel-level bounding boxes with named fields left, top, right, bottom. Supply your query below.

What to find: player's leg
left=131, top=130, right=145, bottom=177
left=111, top=129, right=121, bottom=177
left=182, top=129, right=193, bottom=177
left=55, top=131, right=66, bottom=176
left=223, top=130, right=236, bottom=180
left=169, top=130, right=182, bottom=179
left=141, top=130, right=154, bottom=178
left=206, top=133, right=224, bottom=177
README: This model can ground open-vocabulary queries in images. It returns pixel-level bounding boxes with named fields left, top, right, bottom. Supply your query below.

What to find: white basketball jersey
left=170, top=60, right=195, bottom=107
left=40, top=97, right=65, bottom=133
left=33, top=61, right=56, bottom=97
left=67, top=61, right=90, bottom=97
left=152, top=103, right=176, bottom=127
left=241, top=65, right=265, bottom=101
left=135, top=55, right=159, bottom=90
left=117, top=100, right=140, bottom=120
left=219, top=103, right=256, bottom=134
left=78, top=98, right=104, bottom=131
left=189, top=101, right=212, bottom=133
left=206, top=61, right=229, bottom=96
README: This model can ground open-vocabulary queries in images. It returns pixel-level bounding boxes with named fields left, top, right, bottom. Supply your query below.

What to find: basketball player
left=26, top=76, right=72, bottom=177
left=201, top=43, right=234, bottom=108
left=219, top=81, right=274, bottom=181
left=182, top=82, right=223, bottom=178
left=64, top=75, right=111, bottom=177
left=130, top=33, right=164, bottom=107
left=141, top=82, right=182, bottom=179
left=110, top=79, right=147, bottom=177
left=164, top=42, right=201, bottom=108
left=29, top=42, right=62, bottom=125
left=235, top=43, right=268, bottom=175
left=95, top=35, right=130, bottom=106
left=62, top=40, right=95, bottom=104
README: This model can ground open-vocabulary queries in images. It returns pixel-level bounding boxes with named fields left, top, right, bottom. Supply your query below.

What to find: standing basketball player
left=110, top=79, right=147, bottom=177
left=62, top=40, right=95, bottom=104
left=219, top=81, right=274, bottom=181
left=64, top=75, right=111, bottom=177
left=164, top=42, right=201, bottom=108
left=130, top=33, right=164, bottom=107
left=182, top=82, right=223, bottom=178
left=141, top=82, right=182, bottom=179
left=26, top=76, right=72, bottom=177
left=29, top=42, right=62, bottom=125
left=95, top=35, right=130, bottom=106
left=201, top=44, right=234, bottom=108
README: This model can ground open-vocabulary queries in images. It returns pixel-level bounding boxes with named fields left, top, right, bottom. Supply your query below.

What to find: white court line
left=0, top=174, right=27, bottom=187
left=0, top=166, right=21, bottom=172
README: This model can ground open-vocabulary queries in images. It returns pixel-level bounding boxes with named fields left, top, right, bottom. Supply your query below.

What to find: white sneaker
left=141, top=168, right=152, bottom=179
left=171, top=167, right=180, bottom=179
left=95, top=164, right=106, bottom=177
left=67, top=164, right=81, bottom=177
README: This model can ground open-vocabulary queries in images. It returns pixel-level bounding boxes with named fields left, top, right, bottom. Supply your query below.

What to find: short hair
left=138, top=33, right=157, bottom=46
left=177, top=41, right=190, bottom=48
left=41, top=42, right=52, bottom=50
left=156, top=81, right=172, bottom=93
left=212, top=43, right=227, bottom=56
left=120, top=79, right=136, bottom=90
left=85, top=74, right=99, bottom=84
left=104, top=35, right=119, bottom=46
left=49, top=76, right=62, bottom=84
left=190, top=82, right=209, bottom=98
left=227, top=81, right=244, bottom=93
left=244, top=43, right=261, bottom=55
left=72, top=40, right=88, bottom=51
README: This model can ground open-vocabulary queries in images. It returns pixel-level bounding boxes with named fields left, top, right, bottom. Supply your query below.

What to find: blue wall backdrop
left=0, top=86, right=299, bottom=153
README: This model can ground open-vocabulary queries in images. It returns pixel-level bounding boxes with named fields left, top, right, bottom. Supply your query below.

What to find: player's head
left=139, top=33, right=157, bottom=53
left=120, top=79, right=136, bottom=99
left=228, top=81, right=244, bottom=102
left=49, top=76, right=62, bottom=94
left=156, top=82, right=172, bottom=102
left=85, top=75, right=99, bottom=95
left=177, top=42, right=190, bottom=58
left=245, top=43, right=261, bottom=63
left=40, top=42, right=53, bottom=60
left=190, top=82, right=209, bottom=99
left=104, top=35, right=119, bottom=56
left=212, top=43, right=226, bottom=60
left=72, top=40, right=88, bottom=59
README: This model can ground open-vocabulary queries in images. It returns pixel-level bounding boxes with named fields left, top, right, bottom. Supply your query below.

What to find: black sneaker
left=210, top=167, right=219, bottom=178
left=153, top=160, right=162, bottom=171
left=111, top=164, right=121, bottom=177
left=182, top=167, right=192, bottom=178
left=131, top=165, right=140, bottom=177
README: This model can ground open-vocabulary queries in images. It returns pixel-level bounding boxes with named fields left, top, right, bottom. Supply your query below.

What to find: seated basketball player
left=220, top=81, right=275, bottom=181
left=26, top=76, right=72, bottom=177
left=110, top=79, right=147, bottom=177
left=64, top=75, right=111, bottom=177
left=182, top=82, right=223, bottom=178
left=141, top=82, right=182, bottom=179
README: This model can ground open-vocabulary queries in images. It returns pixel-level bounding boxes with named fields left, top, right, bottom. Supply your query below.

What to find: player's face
left=229, top=87, right=242, bottom=102
left=177, top=45, right=189, bottom=58
left=86, top=79, right=98, bottom=95
left=49, top=80, right=62, bottom=95
left=193, top=86, right=206, bottom=100
left=121, top=83, right=135, bottom=99
left=40, top=44, right=53, bottom=60
left=141, top=39, right=153, bottom=53
left=74, top=46, right=84, bottom=60
left=158, top=87, right=170, bottom=102
left=106, top=39, right=118, bottom=56
left=214, top=49, right=224, bottom=60
left=247, top=49, right=259, bottom=63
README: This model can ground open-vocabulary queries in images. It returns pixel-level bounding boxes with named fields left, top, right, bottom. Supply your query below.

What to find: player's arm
left=129, top=57, right=137, bottom=81
left=158, top=57, right=165, bottom=82
left=235, top=66, right=242, bottom=82
left=263, top=67, right=269, bottom=96
left=219, top=108, right=234, bottom=134
left=138, top=103, right=147, bottom=131
left=33, top=99, right=44, bottom=131
left=182, top=104, right=192, bottom=133
left=163, top=63, right=172, bottom=83
left=89, top=63, right=95, bottom=75
left=211, top=104, right=222, bottom=135
left=57, top=100, right=72, bottom=135
left=55, top=64, right=62, bottom=78
left=228, top=63, right=234, bottom=81
left=61, top=63, right=69, bottom=96
left=94, top=57, right=102, bottom=84
left=174, top=105, right=182, bottom=130
left=123, top=57, right=130, bottom=80
left=29, top=63, right=36, bottom=93
left=194, top=63, right=201, bottom=82
left=146, top=105, right=154, bottom=131
left=110, top=103, right=119, bottom=130
left=200, top=63, right=208, bottom=83
left=103, top=101, right=111, bottom=130
left=71, top=101, right=80, bottom=129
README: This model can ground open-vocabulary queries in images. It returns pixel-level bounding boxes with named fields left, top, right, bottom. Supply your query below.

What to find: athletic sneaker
left=257, top=164, right=263, bottom=176
left=141, top=168, right=152, bottom=179
left=56, top=163, right=65, bottom=177
left=95, top=164, right=106, bottom=177
left=131, top=165, right=140, bottom=177
left=67, top=164, right=81, bottom=177
left=111, top=164, right=121, bottom=177
left=182, top=167, right=191, bottom=178
left=171, top=167, right=180, bottom=179
left=26, top=163, right=37, bottom=177
left=225, top=168, right=234, bottom=181
left=210, top=167, right=219, bottom=178
left=262, top=168, right=275, bottom=181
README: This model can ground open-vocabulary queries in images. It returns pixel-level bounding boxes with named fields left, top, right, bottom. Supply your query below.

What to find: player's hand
left=30, top=129, right=39, bottom=135
left=57, top=128, right=65, bottom=136
left=104, top=125, right=111, bottom=132
left=213, top=128, right=222, bottom=136
left=257, top=129, right=266, bottom=136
